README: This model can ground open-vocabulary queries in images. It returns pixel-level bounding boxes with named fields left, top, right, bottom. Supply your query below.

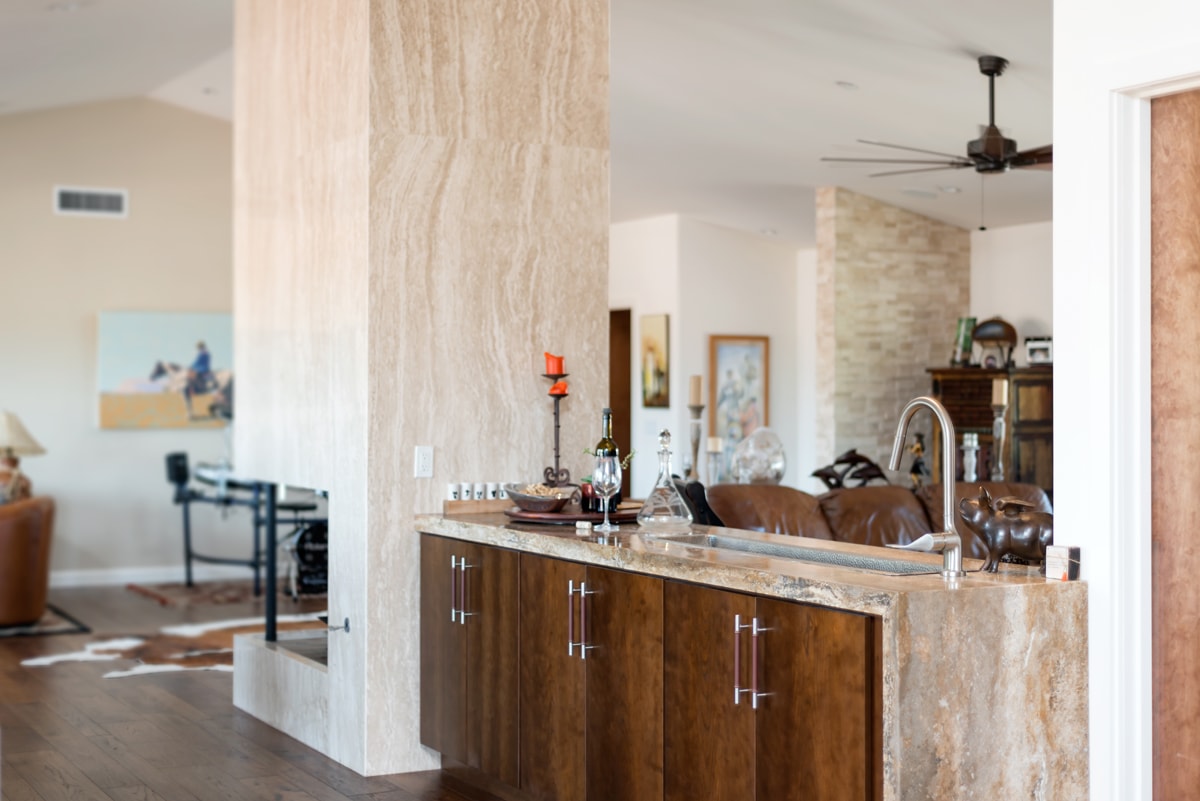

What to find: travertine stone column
left=234, top=0, right=609, bottom=773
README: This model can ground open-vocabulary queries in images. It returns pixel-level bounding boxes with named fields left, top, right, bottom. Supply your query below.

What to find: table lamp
left=0, top=411, right=45, bottom=500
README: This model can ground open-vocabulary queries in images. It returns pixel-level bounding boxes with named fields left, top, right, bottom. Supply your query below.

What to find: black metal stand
left=542, top=373, right=571, bottom=487
left=264, top=483, right=277, bottom=643
left=172, top=477, right=320, bottom=600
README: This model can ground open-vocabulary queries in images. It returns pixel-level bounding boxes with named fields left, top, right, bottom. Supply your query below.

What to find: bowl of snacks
left=505, top=482, right=577, bottom=513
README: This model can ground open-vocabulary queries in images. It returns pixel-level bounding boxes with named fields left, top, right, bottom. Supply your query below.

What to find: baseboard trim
left=50, top=564, right=255, bottom=588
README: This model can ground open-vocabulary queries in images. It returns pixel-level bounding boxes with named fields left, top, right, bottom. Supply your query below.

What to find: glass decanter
left=636, top=429, right=693, bottom=533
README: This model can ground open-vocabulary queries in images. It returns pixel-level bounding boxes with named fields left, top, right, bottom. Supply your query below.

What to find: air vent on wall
left=53, top=185, right=128, bottom=218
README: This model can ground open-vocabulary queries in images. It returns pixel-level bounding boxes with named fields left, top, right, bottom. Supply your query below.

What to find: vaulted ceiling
left=0, top=0, right=1051, bottom=246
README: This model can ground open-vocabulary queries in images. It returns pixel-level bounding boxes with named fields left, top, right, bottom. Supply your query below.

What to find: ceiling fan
left=822, top=55, right=1052, bottom=178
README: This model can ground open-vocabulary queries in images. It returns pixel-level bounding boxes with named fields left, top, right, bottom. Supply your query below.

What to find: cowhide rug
left=21, top=613, right=326, bottom=678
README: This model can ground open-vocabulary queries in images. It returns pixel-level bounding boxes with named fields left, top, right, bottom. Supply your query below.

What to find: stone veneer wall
left=815, top=187, right=970, bottom=469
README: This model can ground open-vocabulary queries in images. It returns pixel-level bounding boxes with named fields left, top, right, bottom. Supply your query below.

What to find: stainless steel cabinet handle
left=568, top=580, right=597, bottom=659
left=751, top=617, right=772, bottom=710
left=568, top=579, right=580, bottom=656
left=458, top=561, right=474, bottom=624
left=580, top=582, right=597, bottom=659
left=449, top=555, right=460, bottom=623
left=734, top=614, right=752, bottom=705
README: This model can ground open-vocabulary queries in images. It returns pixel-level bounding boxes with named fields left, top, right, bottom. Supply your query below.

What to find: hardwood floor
left=0, top=585, right=496, bottom=801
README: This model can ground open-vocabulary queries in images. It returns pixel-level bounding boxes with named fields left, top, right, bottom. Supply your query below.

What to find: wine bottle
left=593, top=408, right=621, bottom=512
left=594, top=407, right=617, bottom=458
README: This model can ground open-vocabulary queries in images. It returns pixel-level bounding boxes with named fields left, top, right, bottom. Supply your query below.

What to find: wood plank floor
left=0, top=586, right=496, bottom=801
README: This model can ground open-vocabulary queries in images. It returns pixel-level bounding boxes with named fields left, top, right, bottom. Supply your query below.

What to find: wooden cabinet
left=519, top=552, right=664, bottom=801
left=418, top=534, right=519, bottom=785
left=421, top=540, right=878, bottom=801
left=928, top=366, right=1054, bottom=495
left=663, top=580, right=880, bottom=801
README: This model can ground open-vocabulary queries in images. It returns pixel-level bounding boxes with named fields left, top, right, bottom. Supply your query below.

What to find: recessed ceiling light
left=900, top=188, right=937, bottom=200
left=938, top=186, right=962, bottom=194
left=759, top=228, right=777, bottom=236
left=835, top=81, right=858, bottom=90
left=47, top=2, right=84, bottom=12
left=202, top=87, right=218, bottom=96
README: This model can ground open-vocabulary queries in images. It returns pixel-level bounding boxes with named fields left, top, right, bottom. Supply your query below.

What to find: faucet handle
left=886, top=532, right=960, bottom=553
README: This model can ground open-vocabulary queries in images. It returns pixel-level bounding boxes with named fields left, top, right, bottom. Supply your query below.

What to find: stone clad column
left=234, top=0, right=609, bottom=773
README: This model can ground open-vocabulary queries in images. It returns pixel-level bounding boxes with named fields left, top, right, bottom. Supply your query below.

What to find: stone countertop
left=416, top=512, right=1089, bottom=801
left=416, top=512, right=1074, bottom=614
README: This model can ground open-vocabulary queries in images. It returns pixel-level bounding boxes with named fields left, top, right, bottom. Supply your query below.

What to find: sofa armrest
left=0, top=496, right=55, bottom=627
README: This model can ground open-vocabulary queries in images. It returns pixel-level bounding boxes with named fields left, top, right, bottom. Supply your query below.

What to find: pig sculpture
left=958, top=487, right=1054, bottom=574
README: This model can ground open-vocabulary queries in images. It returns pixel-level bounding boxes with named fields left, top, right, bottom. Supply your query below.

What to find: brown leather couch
left=0, top=496, right=55, bottom=626
left=706, top=481, right=1051, bottom=561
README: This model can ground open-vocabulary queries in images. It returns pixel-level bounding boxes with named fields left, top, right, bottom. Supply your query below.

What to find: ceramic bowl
left=505, top=483, right=576, bottom=513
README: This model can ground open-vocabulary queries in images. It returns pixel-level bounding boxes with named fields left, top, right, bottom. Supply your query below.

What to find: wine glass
left=592, top=454, right=622, bottom=533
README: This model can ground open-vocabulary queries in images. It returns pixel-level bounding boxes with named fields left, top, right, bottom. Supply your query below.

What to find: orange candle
left=544, top=351, right=564, bottom=375
left=549, top=380, right=569, bottom=396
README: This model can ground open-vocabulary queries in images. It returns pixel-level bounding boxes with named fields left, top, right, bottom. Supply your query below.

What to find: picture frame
left=97, top=311, right=233, bottom=430
left=641, top=313, right=670, bottom=407
left=708, top=335, right=770, bottom=446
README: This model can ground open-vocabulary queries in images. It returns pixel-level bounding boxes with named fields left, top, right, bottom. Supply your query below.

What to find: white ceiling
left=0, top=0, right=1051, bottom=247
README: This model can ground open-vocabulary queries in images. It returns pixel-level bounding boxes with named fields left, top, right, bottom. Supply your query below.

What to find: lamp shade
left=0, top=411, right=45, bottom=457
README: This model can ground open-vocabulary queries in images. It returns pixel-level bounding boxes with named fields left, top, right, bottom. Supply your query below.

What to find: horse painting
left=148, top=361, right=234, bottom=419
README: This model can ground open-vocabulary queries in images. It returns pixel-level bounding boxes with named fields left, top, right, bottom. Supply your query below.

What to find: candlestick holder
left=542, top=373, right=571, bottom=487
left=990, top=404, right=1007, bottom=481
left=686, top=404, right=705, bottom=481
left=961, top=431, right=980, bottom=483
left=706, top=442, right=724, bottom=485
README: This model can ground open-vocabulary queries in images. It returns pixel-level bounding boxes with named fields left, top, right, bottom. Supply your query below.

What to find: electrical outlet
left=414, top=446, right=434, bottom=478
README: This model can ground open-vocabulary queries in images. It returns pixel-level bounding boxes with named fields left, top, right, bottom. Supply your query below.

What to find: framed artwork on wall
left=641, top=313, right=670, bottom=407
left=97, top=311, right=233, bottom=429
left=708, top=335, right=770, bottom=451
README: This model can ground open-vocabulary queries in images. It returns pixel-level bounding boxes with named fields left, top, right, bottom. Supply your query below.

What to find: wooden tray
left=504, top=507, right=640, bottom=525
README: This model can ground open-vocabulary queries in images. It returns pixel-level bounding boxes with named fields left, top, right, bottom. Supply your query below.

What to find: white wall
left=0, top=98, right=243, bottom=584
left=1054, top=3, right=1200, bottom=799
left=610, top=216, right=813, bottom=494
left=794, top=248, right=820, bottom=492
left=970, top=221, right=1053, bottom=366
left=677, top=218, right=803, bottom=489
left=609, top=216, right=681, bottom=493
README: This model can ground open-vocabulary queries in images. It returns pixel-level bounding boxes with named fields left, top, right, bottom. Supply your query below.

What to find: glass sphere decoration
left=732, top=427, right=786, bottom=484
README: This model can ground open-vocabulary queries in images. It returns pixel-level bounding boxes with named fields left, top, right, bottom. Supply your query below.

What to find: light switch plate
left=414, top=446, right=434, bottom=478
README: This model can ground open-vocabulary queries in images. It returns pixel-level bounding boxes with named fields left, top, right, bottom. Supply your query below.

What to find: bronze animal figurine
left=958, top=487, right=1053, bottom=573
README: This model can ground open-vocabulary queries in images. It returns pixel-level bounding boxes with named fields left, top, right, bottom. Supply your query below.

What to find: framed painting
left=641, top=313, right=670, bottom=407
left=97, top=311, right=233, bottom=429
left=708, top=335, right=770, bottom=450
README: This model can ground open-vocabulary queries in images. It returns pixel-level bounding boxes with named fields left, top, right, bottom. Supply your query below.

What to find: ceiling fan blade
left=1010, top=144, right=1053, bottom=170
left=822, top=157, right=972, bottom=166
left=856, top=139, right=969, bottom=161
left=868, top=165, right=971, bottom=178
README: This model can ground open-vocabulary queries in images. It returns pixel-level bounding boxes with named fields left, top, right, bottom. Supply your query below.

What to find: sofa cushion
left=916, top=482, right=1053, bottom=561
left=705, top=484, right=834, bottom=539
left=817, top=485, right=933, bottom=548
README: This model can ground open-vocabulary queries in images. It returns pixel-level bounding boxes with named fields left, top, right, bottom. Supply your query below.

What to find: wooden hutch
left=927, top=366, right=1053, bottom=497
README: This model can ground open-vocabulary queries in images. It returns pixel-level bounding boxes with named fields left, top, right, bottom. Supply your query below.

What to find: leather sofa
left=0, top=496, right=55, bottom=626
left=706, top=481, right=1051, bottom=561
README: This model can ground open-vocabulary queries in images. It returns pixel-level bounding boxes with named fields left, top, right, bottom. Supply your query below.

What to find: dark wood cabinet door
left=584, top=565, right=664, bottom=801
left=419, top=534, right=467, bottom=763
left=519, top=553, right=586, bottom=801
left=463, top=542, right=519, bottom=785
left=754, top=599, right=878, bottom=801
left=663, top=580, right=755, bottom=801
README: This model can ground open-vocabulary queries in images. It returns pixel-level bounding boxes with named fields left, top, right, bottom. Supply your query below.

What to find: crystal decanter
left=636, top=429, right=693, bottom=533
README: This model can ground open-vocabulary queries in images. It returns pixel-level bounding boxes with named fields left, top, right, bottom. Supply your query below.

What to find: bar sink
left=646, top=532, right=941, bottom=575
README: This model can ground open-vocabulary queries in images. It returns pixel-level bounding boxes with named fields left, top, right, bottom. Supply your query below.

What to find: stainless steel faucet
left=887, top=396, right=966, bottom=580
